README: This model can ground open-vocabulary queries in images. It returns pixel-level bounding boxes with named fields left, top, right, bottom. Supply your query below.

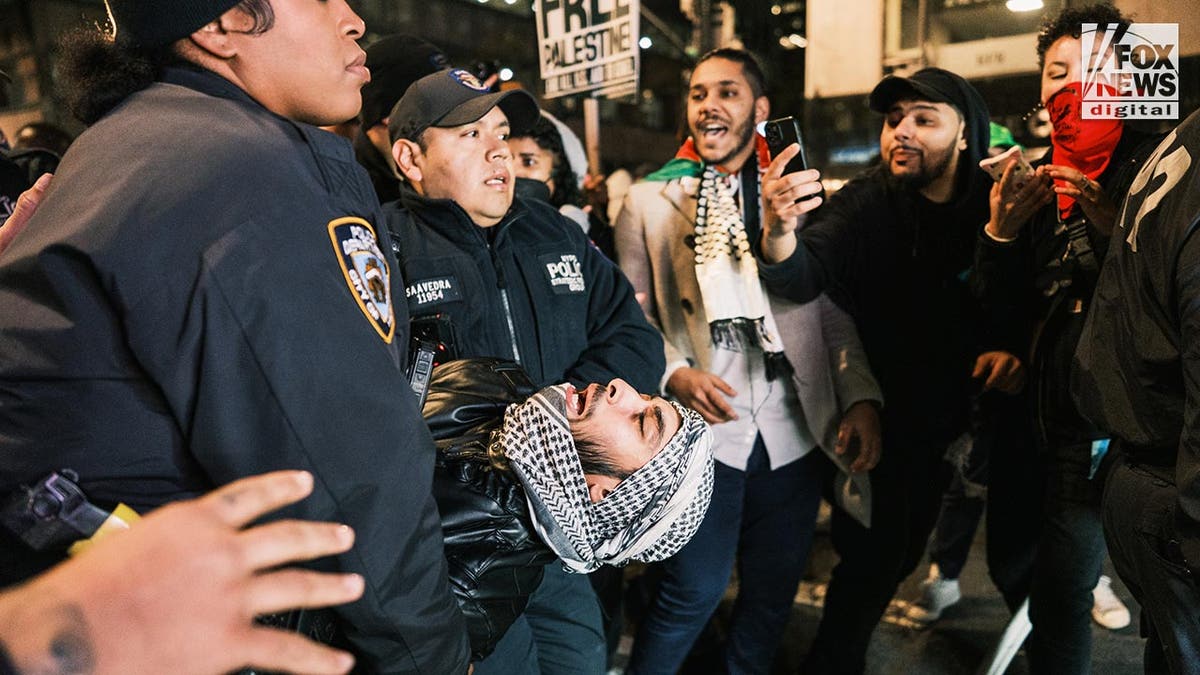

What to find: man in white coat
left=614, top=47, right=883, bottom=674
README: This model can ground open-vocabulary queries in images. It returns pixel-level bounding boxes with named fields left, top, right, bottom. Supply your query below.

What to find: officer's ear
left=393, top=138, right=423, bottom=186
left=187, top=7, right=253, bottom=59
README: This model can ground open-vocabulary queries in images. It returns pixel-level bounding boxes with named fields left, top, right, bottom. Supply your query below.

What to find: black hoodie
left=756, top=70, right=992, bottom=443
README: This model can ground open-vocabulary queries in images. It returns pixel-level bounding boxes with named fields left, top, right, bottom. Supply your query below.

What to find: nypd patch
left=328, top=217, right=395, bottom=343
left=540, top=252, right=586, bottom=295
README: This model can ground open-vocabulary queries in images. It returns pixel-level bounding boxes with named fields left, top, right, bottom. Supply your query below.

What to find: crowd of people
left=0, top=1, right=1198, bottom=674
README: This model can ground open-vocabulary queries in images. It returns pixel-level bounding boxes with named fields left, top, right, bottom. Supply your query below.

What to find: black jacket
left=1072, top=110, right=1200, bottom=564
left=424, top=358, right=556, bottom=661
left=756, top=88, right=993, bottom=443
left=384, top=187, right=664, bottom=393
left=973, top=129, right=1159, bottom=449
left=0, top=67, right=468, bottom=674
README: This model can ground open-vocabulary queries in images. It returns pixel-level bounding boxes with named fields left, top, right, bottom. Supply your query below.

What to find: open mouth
left=484, top=172, right=509, bottom=190
left=565, top=383, right=595, bottom=417
left=698, top=121, right=728, bottom=140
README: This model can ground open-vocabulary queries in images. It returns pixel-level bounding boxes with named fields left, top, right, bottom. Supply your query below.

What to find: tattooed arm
left=0, top=471, right=363, bottom=675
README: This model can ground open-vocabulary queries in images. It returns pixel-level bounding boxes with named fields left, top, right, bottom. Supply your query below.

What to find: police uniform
left=385, top=188, right=664, bottom=393
left=385, top=187, right=663, bottom=674
left=0, top=66, right=469, bottom=674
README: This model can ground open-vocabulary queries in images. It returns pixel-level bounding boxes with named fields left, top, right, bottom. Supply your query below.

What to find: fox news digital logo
left=1081, top=22, right=1179, bottom=120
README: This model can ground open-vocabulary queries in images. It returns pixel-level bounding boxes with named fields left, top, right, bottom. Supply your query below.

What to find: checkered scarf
left=499, top=385, right=714, bottom=573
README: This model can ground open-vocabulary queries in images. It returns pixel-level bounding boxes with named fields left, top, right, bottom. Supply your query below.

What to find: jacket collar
left=658, top=177, right=700, bottom=228
left=398, top=185, right=525, bottom=246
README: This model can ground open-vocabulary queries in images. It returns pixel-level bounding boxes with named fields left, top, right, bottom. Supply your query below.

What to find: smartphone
left=979, top=146, right=1034, bottom=184
left=763, top=116, right=809, bottom=176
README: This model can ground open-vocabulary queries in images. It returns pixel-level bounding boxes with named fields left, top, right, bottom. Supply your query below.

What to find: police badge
left=328, top=217, right=395, bottom=343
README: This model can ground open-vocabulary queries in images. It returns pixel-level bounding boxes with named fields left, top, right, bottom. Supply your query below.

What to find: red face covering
left=1046, top=82, right=1123, bottom=219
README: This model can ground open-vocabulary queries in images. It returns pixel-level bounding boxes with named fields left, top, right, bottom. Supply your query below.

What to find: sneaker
left=905, top=563, right=962, bottom=624
left=1092, top=575, right=1131, bottom=630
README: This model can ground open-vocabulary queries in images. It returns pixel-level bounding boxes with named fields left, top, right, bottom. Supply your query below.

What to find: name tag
left=406, top=275, right=463, bottom=308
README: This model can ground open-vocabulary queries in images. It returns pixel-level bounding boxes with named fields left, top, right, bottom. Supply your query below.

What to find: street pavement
left=612, top=505, right=1147, bottom=674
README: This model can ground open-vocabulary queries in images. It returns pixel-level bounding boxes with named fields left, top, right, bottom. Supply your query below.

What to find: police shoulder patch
left=328, top=217, right=395, bottom=343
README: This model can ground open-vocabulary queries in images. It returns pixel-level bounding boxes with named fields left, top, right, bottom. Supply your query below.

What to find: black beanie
left=359, top=34, right=449, bottom=129
left=105, top=0, right=242, bottom=49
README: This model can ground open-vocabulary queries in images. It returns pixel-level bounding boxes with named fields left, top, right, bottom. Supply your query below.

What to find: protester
left=615, top=47, right=883, bottom=674
left=509, top=112, right=617, bottom=259
left=354, top=33, right=449, bottom=204
left=972, top=6, right=1159, bottom=670
left=385, top=67, right=666, bottom=675
left=425, top=358, right=714, bottom=660
left=0, top=1, right=469, bottom=671
left=1073, top=105, right=1200, bottom=675
left=0, top=471, right=362, bottom=675
left=757, top=66, right=1024, bottom=674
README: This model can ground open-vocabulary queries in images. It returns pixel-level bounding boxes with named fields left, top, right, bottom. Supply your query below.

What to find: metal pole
left=583, top=97, right=601, bottom=176
left=916, top=0, right=929, bottom=67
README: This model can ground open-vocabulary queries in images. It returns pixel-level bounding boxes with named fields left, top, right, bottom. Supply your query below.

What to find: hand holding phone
left=979, top=146, right=1034, bottom=185
left=763, top=116, right=809, bottom=177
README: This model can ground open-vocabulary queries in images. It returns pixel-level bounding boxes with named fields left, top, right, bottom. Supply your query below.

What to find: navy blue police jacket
left=0, top=67, right=469, bottom=674
left=383, top=187, right=664, bottom=393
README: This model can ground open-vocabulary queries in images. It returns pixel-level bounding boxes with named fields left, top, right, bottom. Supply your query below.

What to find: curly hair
left=1036, top=3, right=1131, bottom=68
left=509, top=115, right=584, bottom=209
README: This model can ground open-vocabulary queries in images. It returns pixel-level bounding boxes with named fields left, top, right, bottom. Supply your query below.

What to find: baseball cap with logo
left=387, top=68, right=539, bottom=144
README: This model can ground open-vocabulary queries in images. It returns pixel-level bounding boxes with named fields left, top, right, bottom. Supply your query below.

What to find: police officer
left=384, top=70, right=666, bottom=673
left=0, top=1, right=468, bottom=672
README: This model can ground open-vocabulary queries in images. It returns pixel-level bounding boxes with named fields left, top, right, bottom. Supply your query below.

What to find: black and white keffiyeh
left=694, top=164, right=790, bottom=378
left=499, top=385, right=714, bottom=573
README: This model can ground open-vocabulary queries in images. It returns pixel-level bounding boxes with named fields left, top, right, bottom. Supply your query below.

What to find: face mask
left=513, top=176, right=552, bottom=204
left=1045, top=82, right=1123, bottom=218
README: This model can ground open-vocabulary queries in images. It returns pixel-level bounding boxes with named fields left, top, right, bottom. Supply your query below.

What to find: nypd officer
left=0, top=1, right=468, bottom=673
left=384, top=71, right=666, bottom=673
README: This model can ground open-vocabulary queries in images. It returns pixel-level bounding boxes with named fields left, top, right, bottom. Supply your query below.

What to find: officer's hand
left=760, top=145, right=823, bottom=264
left=836, top=400, right=882, bottom=473
left=0, top=172, right=51, bottom=259
left=972, top=350, right=1026, bottom=394
left=666, top=366, right=738, bottom=424
left=985, top=161, right=1054, bottom=241
left=0, top=471, right=363, bottom=675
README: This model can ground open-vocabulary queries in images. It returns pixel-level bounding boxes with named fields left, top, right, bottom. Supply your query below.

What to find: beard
left=888, top=143, right=956, bottom=189
left=693, top=114, right=757, bottom=167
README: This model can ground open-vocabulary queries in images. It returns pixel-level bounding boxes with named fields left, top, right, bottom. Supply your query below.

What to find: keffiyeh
left=498, top=385, right=714, bottom=573
left=647, top=136, right=792, bottom=379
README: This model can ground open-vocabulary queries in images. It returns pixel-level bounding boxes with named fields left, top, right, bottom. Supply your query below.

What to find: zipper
left=490, top=245, right=522, bottom=364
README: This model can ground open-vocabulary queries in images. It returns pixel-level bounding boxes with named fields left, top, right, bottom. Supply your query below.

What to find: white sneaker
left=1092, top=575, right=1131, bottom=630
left=905, top=563, right=962, bottom=624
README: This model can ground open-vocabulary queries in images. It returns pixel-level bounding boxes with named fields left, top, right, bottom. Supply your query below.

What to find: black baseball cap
left=105, top=0, right=242, bottom=48
left=359, top=34, right=449, bottom=129
left=868, top=67, right=972, bottom=114
left=387, top=69, right=539, bottom=144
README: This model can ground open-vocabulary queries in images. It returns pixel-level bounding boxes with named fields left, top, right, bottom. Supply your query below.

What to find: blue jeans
left=627, top=438, right=824, bottom=675
left=472, top=562, right=605, bottom=675
left=1103, top=459, right=1200, bottom=675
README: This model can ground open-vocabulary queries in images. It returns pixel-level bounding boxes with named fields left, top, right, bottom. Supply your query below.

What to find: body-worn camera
left=763, top=116, right=809, bottom=177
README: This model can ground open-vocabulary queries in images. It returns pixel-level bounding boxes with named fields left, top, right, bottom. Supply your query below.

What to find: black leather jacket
left=425, top=358, right=557, bottom=661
